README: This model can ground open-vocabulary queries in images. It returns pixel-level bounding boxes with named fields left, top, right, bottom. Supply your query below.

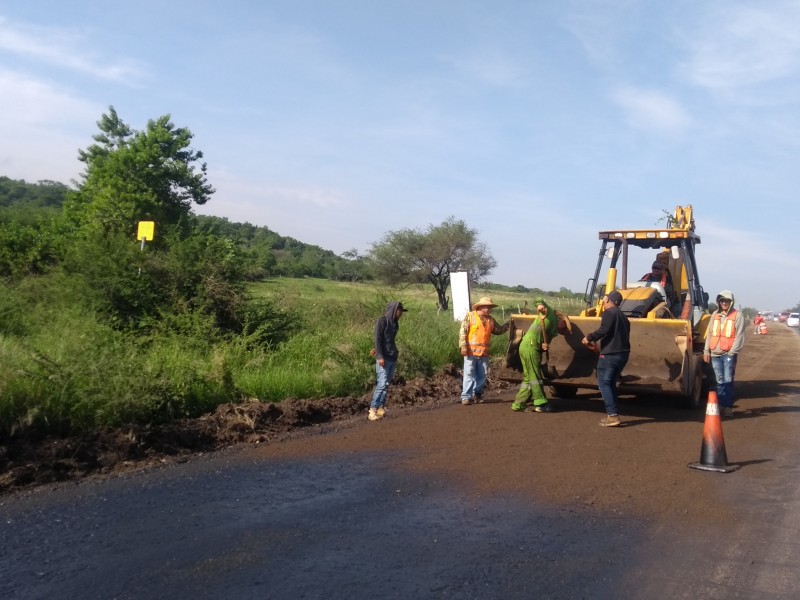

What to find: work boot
left=368, top=408, right=381, bottom=421
left=721, top=407, right=733, bottom=418
left=511, top=402, right=527, bottom=412
left=599, top=415, right=621, bottom=427
left=533, top=403, right=553, bottom=413
left=475, top=392, right=484, bottom=403
left=461, top=398, right=472, bottom=405
left=376, top=407, right=387, bottom=418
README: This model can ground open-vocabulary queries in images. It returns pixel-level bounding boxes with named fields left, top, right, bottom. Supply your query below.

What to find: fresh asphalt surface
left=3, top=328, right=800, bottom=599
left=2, top=452, right=641, bottom=599
left=3, top=419, right=800, bottom=600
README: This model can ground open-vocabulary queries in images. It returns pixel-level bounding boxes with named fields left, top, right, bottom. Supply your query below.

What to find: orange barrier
left=688, top=390, right=740, bottom=473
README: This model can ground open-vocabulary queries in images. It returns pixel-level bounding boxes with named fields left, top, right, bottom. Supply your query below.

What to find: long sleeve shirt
left=586, top=306, right=631, bottom=354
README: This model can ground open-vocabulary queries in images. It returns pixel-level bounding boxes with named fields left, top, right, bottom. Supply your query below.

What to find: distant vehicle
left=787, top=313, right=800, bottom=328
left=780, top=312, right=791, bottom=323
left=773, top=314, right=781, bottom=322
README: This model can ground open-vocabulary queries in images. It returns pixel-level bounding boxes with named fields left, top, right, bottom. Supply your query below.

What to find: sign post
left=450, top=271, right=471, bottom=322
left=137, top=221, right=155, bottom=250
left=136, top=221, right=155, bottom=276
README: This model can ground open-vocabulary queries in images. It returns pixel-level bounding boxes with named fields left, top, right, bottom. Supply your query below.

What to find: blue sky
left=1, top=1, right=799, bottom=311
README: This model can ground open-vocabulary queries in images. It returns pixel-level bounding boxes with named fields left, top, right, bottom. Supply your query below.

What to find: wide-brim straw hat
left=473, top=296, right=498, bottom=310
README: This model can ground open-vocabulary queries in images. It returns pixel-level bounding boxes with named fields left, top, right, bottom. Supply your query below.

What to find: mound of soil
left=0, top=365, right=513, bottom=494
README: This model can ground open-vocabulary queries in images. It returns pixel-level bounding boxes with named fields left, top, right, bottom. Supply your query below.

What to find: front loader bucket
left=501, top=313, right=694, bottom=398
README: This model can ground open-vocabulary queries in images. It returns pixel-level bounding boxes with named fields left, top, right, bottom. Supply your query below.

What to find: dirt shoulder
left=0, top=364, right=511, bottom=495
left=3, top=324, right=799, bottom=525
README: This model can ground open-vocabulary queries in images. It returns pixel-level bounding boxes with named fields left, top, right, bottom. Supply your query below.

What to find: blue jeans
left=710, top=354, right=737, bottom=408
left=371, top=359, right=397, bottom=409
left=596, top=352, right=629, bottom=416
left=461, top=356, right=489, bottom=401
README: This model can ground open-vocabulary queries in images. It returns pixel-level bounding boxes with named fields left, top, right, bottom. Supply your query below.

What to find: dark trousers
left=596, top=352, right=629, bottom=416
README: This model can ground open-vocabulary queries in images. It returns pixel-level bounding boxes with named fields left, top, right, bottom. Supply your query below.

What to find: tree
left=0, top=176, right=70, bottom=208
left=65, top=106, right=214, bottom=240
left=369, top=217, right=496, bottom=310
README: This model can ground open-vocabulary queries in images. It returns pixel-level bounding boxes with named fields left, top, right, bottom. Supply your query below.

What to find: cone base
left=688, top=462, right=740, bottom=473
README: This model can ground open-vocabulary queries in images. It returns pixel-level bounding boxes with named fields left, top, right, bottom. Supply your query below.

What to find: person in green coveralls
left=512, top=298, right=560, bottom=413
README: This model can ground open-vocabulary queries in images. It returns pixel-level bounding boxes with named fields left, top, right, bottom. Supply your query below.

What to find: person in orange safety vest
left=639, top=256, right=678, bottom=312
left=458, top=296, right=509, bottom=405
left=703, top=290, right=745, bottom=418
left=753, top=313, right=766, bottom=335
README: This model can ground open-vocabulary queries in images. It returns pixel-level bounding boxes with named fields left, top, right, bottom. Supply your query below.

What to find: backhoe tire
left=676, top=358, right=704, bottom=409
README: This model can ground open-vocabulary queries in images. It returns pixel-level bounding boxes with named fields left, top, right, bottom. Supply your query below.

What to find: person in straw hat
left=458, top=296, right=509, bottom=405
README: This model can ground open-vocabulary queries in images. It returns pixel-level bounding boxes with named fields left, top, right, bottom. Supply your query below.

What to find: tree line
left=1, top=107, right=573, bottom=317
left=1, top=176, right=369, bottom=283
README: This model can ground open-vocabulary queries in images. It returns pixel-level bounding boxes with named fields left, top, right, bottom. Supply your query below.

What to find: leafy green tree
left=0, top=176, right=70, bottom=208
left=369, top=216, right=496, bottom=310
left=65, top=106, right=214, bottom=240
left=336, top=248, right=369, bottom=282
left=0, top=200, right=74, bottom=279
left=0, top=179, right=72, bottom=278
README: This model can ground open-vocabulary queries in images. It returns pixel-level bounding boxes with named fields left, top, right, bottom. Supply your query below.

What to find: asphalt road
left=2, top=326, right=800, bottom=599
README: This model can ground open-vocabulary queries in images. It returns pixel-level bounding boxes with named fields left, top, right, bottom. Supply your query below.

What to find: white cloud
left=0, top=16, right=145, bottom=82
left=0, top=69, right=100, bottom=126
left=0, top=68, right=101, bottom=182
left=610, top=86, right=691, bottom=135
left=680, top=2, right=800, bottom=91
left=199, top=175, right=351, bottom=220
left=560, top=0, right=641, bottom=69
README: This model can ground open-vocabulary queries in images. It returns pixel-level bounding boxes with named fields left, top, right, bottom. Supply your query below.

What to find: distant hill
left=0, top=176, right=70, bottom=208
left=0, top=175, right=366, bottom=281
left=0, top=176, right=580, bottom=294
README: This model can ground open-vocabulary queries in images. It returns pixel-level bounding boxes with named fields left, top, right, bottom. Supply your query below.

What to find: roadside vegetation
left=0, top=106, right=589, bottom=441
left=0, top=272, right=579, bottom=439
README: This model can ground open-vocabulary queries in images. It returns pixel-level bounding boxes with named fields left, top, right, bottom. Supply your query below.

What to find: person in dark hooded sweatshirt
left=369, top=301, right=408, bottom=421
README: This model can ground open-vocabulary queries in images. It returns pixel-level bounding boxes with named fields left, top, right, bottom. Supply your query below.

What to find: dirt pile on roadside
left=0, top=365, right=512, bottom=494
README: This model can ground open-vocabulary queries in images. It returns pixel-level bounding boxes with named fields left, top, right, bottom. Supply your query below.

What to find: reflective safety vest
left=641, top=272, right=669, bottom=288
left=709, top=310, right=738, bottom=352
left=466, top=311, right=493, bottom=357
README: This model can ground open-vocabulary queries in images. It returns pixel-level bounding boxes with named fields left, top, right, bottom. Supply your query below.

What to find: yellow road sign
left=137, top=221, right=155, bottom=241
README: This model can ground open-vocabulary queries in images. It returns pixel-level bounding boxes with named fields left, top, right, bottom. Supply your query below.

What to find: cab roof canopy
left=598, top=204, right=700, bottom=249
left=598, top=228, right=701, bottom=250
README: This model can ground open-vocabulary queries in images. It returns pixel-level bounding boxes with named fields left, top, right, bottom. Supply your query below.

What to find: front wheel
left=676, top=357, right=704, bottom=409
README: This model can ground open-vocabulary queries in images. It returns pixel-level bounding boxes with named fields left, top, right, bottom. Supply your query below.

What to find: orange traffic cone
left=688, top=390, right=740, bottom=473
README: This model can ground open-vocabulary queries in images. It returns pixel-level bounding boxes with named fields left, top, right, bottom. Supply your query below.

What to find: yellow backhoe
left=501, top=205, right=711, bottom=408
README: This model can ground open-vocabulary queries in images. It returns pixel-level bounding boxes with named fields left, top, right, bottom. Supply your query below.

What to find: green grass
left=0, top=276, right=583, bottom=436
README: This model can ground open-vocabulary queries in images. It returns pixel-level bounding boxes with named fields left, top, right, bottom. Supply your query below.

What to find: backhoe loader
left=500, top=205, right=711, bottom=408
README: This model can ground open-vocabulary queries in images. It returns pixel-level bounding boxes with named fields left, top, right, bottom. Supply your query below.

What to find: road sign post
left=136, top=221, right=155, bottom=275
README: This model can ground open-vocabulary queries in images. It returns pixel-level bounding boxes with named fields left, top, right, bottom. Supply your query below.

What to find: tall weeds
left=0, top=276, right=571, bottom=437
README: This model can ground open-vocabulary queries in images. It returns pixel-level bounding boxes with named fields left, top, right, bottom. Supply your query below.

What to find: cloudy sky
left=2, top=1, right=799, bottom=311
